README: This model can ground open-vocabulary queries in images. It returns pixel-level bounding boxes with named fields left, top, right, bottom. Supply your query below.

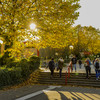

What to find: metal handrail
left=65, top=62, right=72, bottom=85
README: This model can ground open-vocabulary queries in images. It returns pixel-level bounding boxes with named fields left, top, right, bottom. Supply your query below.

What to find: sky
left=74, top=0, right=100, bottom=29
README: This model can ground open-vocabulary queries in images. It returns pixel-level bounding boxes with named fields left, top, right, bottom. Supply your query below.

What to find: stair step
left=39, top=81, right=65, bottom=85
left=32, top=72, right=100, bottom=88
left=40, top=73, right=96, bottom=76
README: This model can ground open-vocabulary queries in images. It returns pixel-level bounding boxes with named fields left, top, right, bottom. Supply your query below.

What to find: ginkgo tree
left=84, top=26, right=100, bottom=54
left=0, top=0, right=80, bottom=59
left=35, top=0, right=80, bottom=48
left=71, top=25, right=100, bottom=56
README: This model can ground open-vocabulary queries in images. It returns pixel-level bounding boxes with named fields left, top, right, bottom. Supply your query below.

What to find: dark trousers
left=50, top=69, right=54, bottom=76
left=59, top=69, right=62, bottom=78
left=85, top=66, right=91, bottom=78
left=95, top=69, right=100, bottom=78
left=79, top=64, right=82, bottom=68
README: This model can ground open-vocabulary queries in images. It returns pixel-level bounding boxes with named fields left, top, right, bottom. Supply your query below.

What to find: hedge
left=0, top=68, right=22, bottom=87
left=0, top=56, right=40, bottom=88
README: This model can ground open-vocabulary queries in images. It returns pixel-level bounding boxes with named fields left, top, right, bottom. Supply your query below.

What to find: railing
left=65, top=62, right=72, bottom=85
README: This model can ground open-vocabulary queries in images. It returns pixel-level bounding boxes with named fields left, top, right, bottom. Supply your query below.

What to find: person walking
left=71, top=56, right=77, bottom=72
left=47, top=58, right=55, bottom=79
left=84, top=58, right=91, bottom=79
left=94, top=58, right=100, bottom=80
left=58, top=57, right=64, bottom=78
left=78, top=59, right=82, bottom=69
left=93, top=58, right=96, bottom=65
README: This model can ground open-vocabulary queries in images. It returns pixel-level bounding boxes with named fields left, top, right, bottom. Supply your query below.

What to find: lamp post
left=30, top=23, right=39, bottom=57
left=55, top=52, right=58, bottom=56
left=55, top=52, right=58, bottom=61
left=0, top=40, right=4, bottom=55
left=69, top=45, right=73, bottom=72
left=30, top=23, right=36, bottom=30
left=55, top=52, right=58, bottom=57
left=55, top=52, right=58, bottom=68
left=69, top=45, right=73, bottom=55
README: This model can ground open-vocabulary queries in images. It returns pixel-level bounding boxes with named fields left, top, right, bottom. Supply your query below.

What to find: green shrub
left=17, top=59, right=30, bottom=79
left=9, top=68, right=22, bottom=84
left=0, top=68, right=22, bottom=87
left=28, top=56, right=40, bottom=71
left=0, top=56, right=40, bottom=88
left=29, top=56, right=40, bottom=62
left=6, top=62, right=18, bottom=68
left=0, top=53, right=15, bottom=66
left=0, top=69, right=11, bottom=87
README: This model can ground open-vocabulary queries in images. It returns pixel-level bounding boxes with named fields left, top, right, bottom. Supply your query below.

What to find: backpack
left=84, top=61, right=89, bottom=67
left=48, top=61, right=55, bottom=70
left=95, top=62, right=99, bottom=69
left=58, top=61, right=64, bottom=69
left=79, top=60, right=82, bottom=64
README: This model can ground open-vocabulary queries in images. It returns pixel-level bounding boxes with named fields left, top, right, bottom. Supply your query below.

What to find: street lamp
left=30, top=23, right=36, bottom=30
left=55, top=52, right=58, bottom=56
left=55, top=52, right=58, bottom=61
left=69, top=45, right=73, bottom=58
left=69, top=45, right=73, bottom=50
left=0, top=40, right=3, bottom=44
left=30, top=23, right=39, bottom=57
left=69, top=45, right=73, bottom=72
left=0, top=40, right=4, bottom=55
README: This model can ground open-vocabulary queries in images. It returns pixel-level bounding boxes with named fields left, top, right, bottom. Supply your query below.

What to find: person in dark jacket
left=93, top=58, right=96, bottom=65
left=94, top=58, right=100, bottom=80
left=48, top=58, right=55, bottom=78
left=78, top=59, right=82, bottom=69
left=71, top=56, right=77, bottom=72
left=58, top=57, right=64, bottom=78
left=84, top=58, right=91, bottom=79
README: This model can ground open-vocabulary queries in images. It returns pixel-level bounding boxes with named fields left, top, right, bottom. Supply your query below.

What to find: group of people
left=71, top=56, right=100, bottom=80
left=82, top=57, right=100, bottom=80
left=47, top=56, right=100, bottom=80
left=47, top=57, right=64, bottom=78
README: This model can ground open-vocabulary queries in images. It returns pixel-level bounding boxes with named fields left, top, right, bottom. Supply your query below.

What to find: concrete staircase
left=33, top=72, right=100, bottom=88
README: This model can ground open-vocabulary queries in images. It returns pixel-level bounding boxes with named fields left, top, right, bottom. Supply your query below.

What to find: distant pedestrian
left=71, top=56, right=77, bottom=72
left=78, top=59, right=82, bottom=69
left=94, top=58, right=100, bottom=80
left=84, top=58, right=91, bottom=79
left=58, top=57, right=64, bottom=78
left=47, top=58, right=55, bottom=79
left=93, top=58, right=96, bottom=65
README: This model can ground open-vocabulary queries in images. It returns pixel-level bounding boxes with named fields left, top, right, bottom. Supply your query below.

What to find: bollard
left=71, top=63, right=72, bottom=72
left=65, top=71, right=67, bottom=85
left=68, top=66, right=70, bottom=78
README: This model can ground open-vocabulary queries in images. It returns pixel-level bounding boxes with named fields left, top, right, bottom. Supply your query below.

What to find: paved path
left=0, top=64, right=98, bottom=100
left=0, top=85, right=100, bottom=100
left=27, top=86, right=100, bottom=100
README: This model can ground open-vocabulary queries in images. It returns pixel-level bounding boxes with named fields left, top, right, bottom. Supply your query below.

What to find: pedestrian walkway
left=1, top=85, right=99, bottom=100
left=40, top=64, right=95, bottom=74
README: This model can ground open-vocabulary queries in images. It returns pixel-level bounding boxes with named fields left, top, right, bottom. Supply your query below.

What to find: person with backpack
left=94, top=58, right=100, bottom=80
left=58, top=57, right=64, bottom=78
left=84, top=58, right=91, bottom=79
left=78, top=59, right=82, bottom=69
left=47, top=58, right=55, bottom=79
left=71, top=56, right=77, bottom=72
